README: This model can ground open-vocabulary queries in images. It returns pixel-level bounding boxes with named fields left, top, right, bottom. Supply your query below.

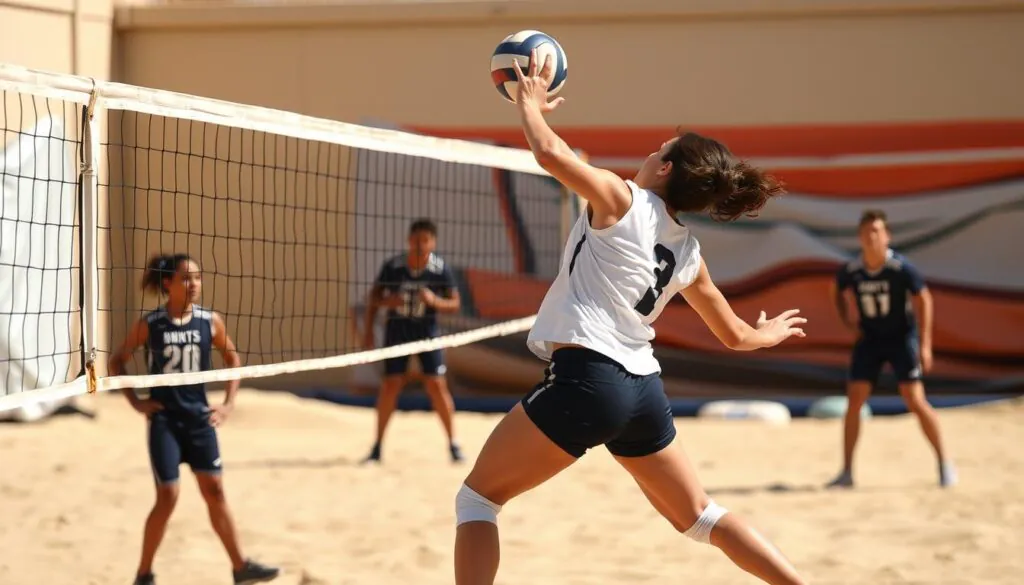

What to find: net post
left=561, top=148, right=588, bottom=243
left=81, top=83, right=100, bottom=394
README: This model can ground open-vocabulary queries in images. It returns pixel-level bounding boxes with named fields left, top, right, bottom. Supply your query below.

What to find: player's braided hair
left=662, top=130, right=785, bottom=222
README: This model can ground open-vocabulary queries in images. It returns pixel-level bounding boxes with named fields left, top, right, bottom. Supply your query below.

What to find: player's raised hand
left=755, top=309, right=807, bottom=347
left=512, top=49, right=565, bottom=113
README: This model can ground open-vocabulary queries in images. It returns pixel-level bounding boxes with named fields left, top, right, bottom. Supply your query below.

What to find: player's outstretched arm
left=512, top=50, right=631, bottom=224
left=680, top=258, right=806, bottom=351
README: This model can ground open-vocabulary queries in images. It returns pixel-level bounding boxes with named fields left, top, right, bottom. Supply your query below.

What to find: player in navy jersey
left=453, top=52, right=809, bottom=585
left=362, top=219, right=464, bottom=463
left=827, top=210, right=956, bottom=488
left=108, top=253, right=279, bottom=585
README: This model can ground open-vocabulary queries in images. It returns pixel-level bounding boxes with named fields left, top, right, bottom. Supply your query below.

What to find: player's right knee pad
left=455, top=483, right=502, bottom=526
left=682, top=499, right=728, bottom=544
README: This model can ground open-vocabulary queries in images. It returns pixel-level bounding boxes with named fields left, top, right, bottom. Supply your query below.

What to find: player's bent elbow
left=720, top=334, right=744, bottom=351
left=533, top=146, right=560, bottom=170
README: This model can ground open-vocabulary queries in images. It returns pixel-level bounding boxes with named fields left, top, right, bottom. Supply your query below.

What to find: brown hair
left=409, top=218, right=438, bottom=236
left=858, top=209, right=888, bottom=228
left=661, top=131, right=785, bottom=222
left=141, top=253, right=193, bottom=294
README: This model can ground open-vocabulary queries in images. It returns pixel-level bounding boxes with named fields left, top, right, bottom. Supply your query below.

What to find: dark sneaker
left=133, top=574, right=155, bottom=585
left=362, top=443, right=382, bottom=464
left=825, top=469, right=854, bottom=489
left=450, top=442, right=464, bottom=463
left=233, top=559, right=280, bottom=584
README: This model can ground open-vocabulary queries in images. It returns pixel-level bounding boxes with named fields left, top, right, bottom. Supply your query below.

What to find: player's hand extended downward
left=512, top=48, right=565, bottom=113
left=755, top=309, right=807, bottom=347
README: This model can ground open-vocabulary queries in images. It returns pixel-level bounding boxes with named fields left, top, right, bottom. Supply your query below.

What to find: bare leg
left=195, top=472, right=245, bottom=571
left=899, top=381, right=956, bottom=486
left=365, top=375, right=405, bottom=461
left=424, top=375, right=456, bottom=444
left=136, top=483, right=179, bottom=577
left=375, top=375, right=405, bottom=444
left=614, top=442, right=806, bottom=585
left=828, top=381, right=872, bottom=487
left=455, top=404, right=577, bottom=585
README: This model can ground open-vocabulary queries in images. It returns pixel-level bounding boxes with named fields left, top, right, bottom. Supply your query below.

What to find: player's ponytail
left=663, top=131, right=785, bottom=223
left=142, top=253, right=192, bottom=294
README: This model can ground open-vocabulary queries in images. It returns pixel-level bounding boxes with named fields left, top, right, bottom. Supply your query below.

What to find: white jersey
left=527, top=180, right=702, bottom=375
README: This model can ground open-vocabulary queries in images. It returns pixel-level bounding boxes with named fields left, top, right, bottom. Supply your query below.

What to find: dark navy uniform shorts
left=148, top=413, right=221, bottom=484
left=521, top=346, right=676, bottom=458
left=849, top=335, right=922, bottom=383
left=383, top=321, right=446, bottom=377
left=384, top=350, right=445, bottom=377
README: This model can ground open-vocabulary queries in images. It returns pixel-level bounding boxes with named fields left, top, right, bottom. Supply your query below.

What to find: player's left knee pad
left=455, top=483, right=502, bottom=526
left=682, top=499, right=728, bottom=544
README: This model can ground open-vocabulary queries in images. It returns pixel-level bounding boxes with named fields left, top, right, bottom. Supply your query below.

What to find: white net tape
left=0, top=63, right=556, bottom=414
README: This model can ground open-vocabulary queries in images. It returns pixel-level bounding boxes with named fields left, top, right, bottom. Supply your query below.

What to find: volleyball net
left=0, top=63, right=574, bottom=414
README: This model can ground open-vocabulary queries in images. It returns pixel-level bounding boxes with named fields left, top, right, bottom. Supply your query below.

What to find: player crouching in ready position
left=827, top=210, right=957, bottom=488
left=362, top=219, right=464, bottom=463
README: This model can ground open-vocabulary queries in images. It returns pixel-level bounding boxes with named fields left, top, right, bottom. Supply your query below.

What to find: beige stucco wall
left=113, top=0, right=1024, bottom=127
left=5, top=0, right=1024, bottom=393
left=0, top=0, right=114, bottom=78
left=1, top=0, right=114, bottom=393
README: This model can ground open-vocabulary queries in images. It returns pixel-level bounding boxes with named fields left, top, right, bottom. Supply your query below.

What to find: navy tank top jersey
left=144, top=305, right=215, bottom=418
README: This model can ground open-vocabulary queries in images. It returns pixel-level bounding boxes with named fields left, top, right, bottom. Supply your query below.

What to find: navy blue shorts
left=383, top=321, right=445, bottom=377
left=148, top=413, right=221, bottom=484
left=849, top=335, right=922, bottom=383
left=521, top=347, right=676, bottom=458
left=384, top=350, right=445, bottom=377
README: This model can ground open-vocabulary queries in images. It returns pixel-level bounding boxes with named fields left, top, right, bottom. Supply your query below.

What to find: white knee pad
left=682, top=499, right=728, bottom=544
left=455, top=483, right=502, bottom=526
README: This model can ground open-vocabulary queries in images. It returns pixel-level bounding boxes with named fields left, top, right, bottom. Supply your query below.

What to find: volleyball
left=490, top=30, right=568, bottom=103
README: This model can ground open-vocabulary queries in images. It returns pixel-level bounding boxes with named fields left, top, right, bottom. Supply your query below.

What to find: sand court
left=0, top=390, right=1020, bottom=585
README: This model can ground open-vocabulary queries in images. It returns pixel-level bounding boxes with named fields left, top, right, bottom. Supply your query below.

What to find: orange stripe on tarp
left=463, top=268, right=1024, bottom=360
left=716, top=260, right=1024, bottom=302
left=415, top=122, right=1024, bottom=195
left=413, top=121, right=1024, bottom=158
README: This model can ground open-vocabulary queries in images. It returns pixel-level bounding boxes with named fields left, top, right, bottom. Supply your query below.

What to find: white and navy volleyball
left=490, top=30, right=568, bottom=103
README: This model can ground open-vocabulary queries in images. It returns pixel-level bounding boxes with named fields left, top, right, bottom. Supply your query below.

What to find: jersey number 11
left=860, top=292, right=890, bottom=318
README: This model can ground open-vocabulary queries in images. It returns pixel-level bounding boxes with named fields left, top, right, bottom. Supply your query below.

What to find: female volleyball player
left=108, top=253, right=279, bottom=585
left=453, top=52, right=809, bottom=585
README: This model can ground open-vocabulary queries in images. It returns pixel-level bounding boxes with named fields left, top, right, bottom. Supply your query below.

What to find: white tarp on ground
left=0, top=116, right=79, bottom=421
